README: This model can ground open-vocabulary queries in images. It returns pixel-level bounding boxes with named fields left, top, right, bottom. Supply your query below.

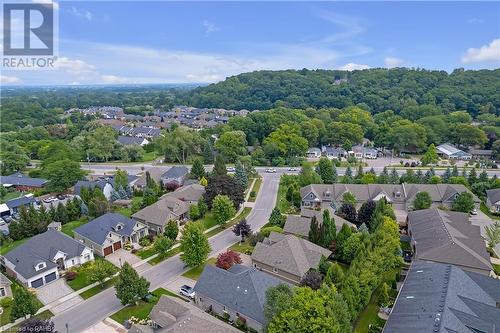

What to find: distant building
left=283, top=208, right=355, bottom=239
left=436, top=143, right=472, bottom=160
left=117, top=136, right=149, bottom=146
left=469, top=149, right=493, bottom=160
left=0, top=195, right=39, bottom=218
left=349, top=145, right=378, bottom=159
left=321, top=146, right=346, bottom=160
left=0, top=172, right=48, bottom=191
left=160, top=166, right=189, bottom=187
left=486, top=188, right=500, bottom=213
left=306, top=148, right=321, bottom=159
left=384, top=260, right=500, bottom=333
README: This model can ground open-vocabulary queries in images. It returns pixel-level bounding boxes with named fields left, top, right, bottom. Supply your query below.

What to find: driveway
left=163, top=276, right=197, bottom=296
left=36, top=278, right=76, bottom=305
left=106, top=249, right=144, bottom=268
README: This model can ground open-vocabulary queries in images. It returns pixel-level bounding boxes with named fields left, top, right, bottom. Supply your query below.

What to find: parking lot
left=40, top=194, right=75, bottom=209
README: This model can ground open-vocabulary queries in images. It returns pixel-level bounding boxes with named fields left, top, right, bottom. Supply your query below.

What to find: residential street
left=52, top=172, right=280, bottom=333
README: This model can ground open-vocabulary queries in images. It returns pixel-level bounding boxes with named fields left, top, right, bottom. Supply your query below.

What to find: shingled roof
left=74, top=213, right=141, bottom=245
left=486, top=188, right=500, bottom=205
left=384, top=260, right=500, bottom=333
left=132, top=195, right=189, bottom=227
left=407, top=208, right=491, bottom=273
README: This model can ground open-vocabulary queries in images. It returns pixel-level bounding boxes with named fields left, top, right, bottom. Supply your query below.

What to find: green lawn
left=0, top=300, right=13, bottom=326
left=493, top=263, right=500, bottom=276
left=141, top=151, right=157, bottom=162
left=0, top=286, right=47, bottom=326
left=276, top=181, right=299, bottom=214
left=204, top=207, right=252, bottom=238
left=110, top=288, right=186, bottom=325
left=66, top=258, right=118, bottom=291
left=0, top=191, right=22, bottom=203
left=115, top=206, right=132, bottom=217
left=480, top=203, right=500, bottom=220
left=229, top=240, right=254, bottom=255
left=79, top=277, right=117, bottom=299
left=61, top=217, right=89, bottom=237
left=0, top=237, right=28, bottom=255
left=248, top=177, right=262, bottom=202
left=182, top=257, right=217, bottom=280
left=200, top=212, right=218, bottom=230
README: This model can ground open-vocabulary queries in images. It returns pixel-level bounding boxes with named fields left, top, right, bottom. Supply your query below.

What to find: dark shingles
left=74, top=213, right=139, bottom=245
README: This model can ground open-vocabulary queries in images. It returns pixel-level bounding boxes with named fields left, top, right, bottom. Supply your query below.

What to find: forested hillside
left=180, top=68, right=500, bottom=116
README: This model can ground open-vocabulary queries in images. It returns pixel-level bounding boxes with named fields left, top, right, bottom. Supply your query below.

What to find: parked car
left=180, top=285, right=195, bottom=298
left=287, top=167, right=298, bottom=171
left=265, top=168, right=277, bottom=173
left=471, top=208, right=478, bottom=215
left=56, top=194, right=66, bottom=200
left=226, top=167, right=235, bottom=172
left=43, top=196, right=57, bottom=203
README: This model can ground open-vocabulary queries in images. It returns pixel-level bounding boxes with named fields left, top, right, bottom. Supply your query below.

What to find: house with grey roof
left=251, top=232, right=331, bottom=284
left=133, top=168, right=166, bottom=190
left=74, top=213, right=148, bottom=256
left=117, top=136, right=149, bottom=146
left=132, top=195, right=189, bottom=234
left=193, top=264, right=286, bottom=332
left=128, top=295, right=239, bottom=333
left=74, top=174, right=138, bottom=201
left=0, top=195, right=39, bottom=217
left=437, top=143, right=472, bottom=160
left=2, top=230, right=94, bottom=288
left=283, top=208, right=355, bottom=239
left=349, top=145, right=378, bottom=159
left=486, top=188, right=500, bottom=213
left=0, top=172, right=48, bottom=191
left=167, top=184, right=205, bottom=204
left=160, top=166, right=189, bottom=187
left=384, top=260, right=500, bottom=333
left=407, top=208, right=492, bottom=275
left=321, top=146, right=346, bottom=160
left=306, top=148, right=321, bottom=159
left=0, top=272, right=12, bottom=299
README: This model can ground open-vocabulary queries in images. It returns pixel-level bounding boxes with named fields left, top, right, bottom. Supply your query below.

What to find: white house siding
left=26, top=268, right=59, bottom=288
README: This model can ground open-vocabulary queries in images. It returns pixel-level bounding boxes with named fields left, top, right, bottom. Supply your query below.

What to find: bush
left=0, top=297, right=13, bottom=308
left=139, top=237, right=151, bottom=247
left=250, top=191, right=256, bottom=198
left=248, top=232, right=265, bottom=246
left=260, top=226, right=282, bottom=237
left=124, top=242, right=132, bottom=250
left=65, top=271, right=78, bottom=281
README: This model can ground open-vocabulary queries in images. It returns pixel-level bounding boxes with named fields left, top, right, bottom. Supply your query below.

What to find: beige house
left=0, top=272, right=12, bottom=298
left=251, top=232, right=331, bottom=284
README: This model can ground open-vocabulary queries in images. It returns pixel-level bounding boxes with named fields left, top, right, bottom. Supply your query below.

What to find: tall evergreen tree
left=234, top=160, right=248, bottom=189
left=213, top=155, right=227, bottom=176
left=451, top=165, right=459, bottom=177
left=342, top=166, right=353, bottom=184
left=318, top=157, right=335, bottom=184
left=378, top=166, right=389, bottom=184
left=442, top=167, right=452, bottom=182
left=389, top=168, right=400, bottom=184
left=322, top=210, right=337, bottom=249
left=190, top=158, right=206, bottom=180
left=468, top=168, right=477, bottom=185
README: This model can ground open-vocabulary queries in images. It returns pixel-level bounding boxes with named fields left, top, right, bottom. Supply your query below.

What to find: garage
left=31, top=277, right=44, bottom=288
left=113, top=241, right=122, bottom=251
left=44, top=272, right=57, bottom=284
left=103, top=245, right=113, bottom=256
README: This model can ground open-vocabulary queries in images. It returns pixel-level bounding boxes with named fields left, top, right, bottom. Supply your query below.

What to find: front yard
left=181, top=257, right=217, bottom=280
left=66, top=257, right=119, bottom=292
left=61, top=216, right=89, bottom=237
left=109, top=288, right=187, bottom=326
left=229, top=240, right=254, bottom=255
left=79, top=277, right=117, bottom=299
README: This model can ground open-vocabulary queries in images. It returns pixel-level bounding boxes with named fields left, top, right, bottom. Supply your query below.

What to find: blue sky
left=2, top=1, right=499, bottom=85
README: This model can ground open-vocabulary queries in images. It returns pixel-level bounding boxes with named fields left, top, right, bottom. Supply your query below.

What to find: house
left=133, top=168, right=166, bottom=190
left=167, top=184, right=205, bottom=204
left=0, top=195, right=39, bottom=218
left=469, top=149, right=493, bottom=160
left=321, top=146, right=346, bottom=160
left=404, top=183, right=480, bottom=210
left=251, top=232, right=331, bottom=284
left=193, top=264, right=285, bottom=332
left=2, top=230, right=94, bottom=288
left=349, top=145, right=378, bottom=159
left=486, top=188, right=500, bottom=213
left=128, top=295, right=239, bottom=333
left=384, top=260, right=500, bottom=333
left=283, top=208, right=355, bottom=239
left=0, top=172, right=48, bottom=191
left=74, top=213, right=148, bottom=256
left=407, top=208, right=491, bottom=275
left=436, top=143, right=472, bottom=160
left=0, top=272, right=12, bottom=299
left=117, top=136, right=149, bottom=146
left=132, top=195, right=190, bottom=234
left=74, top=174, right=138, bottom=201
left=306, top=148, right=321, bottom=159
left=160, top=166, right=189, bottom=187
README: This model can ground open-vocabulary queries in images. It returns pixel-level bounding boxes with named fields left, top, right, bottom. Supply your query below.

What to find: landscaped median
left=248, top=177, right=262, bottom=203
left=109, top=288, right=188, bottom=327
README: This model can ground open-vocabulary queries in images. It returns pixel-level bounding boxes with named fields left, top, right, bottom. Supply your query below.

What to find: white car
left=471, top=208, right=478, bottom=215
left=265, top=168, right=277, bottom=173
left=180, top=285, right=195, bottom=298
left=226, top=167, right=236, bottom=173
left=43, top=196, right=57, bottom=203
left=287, top=167, right=298, bottom=171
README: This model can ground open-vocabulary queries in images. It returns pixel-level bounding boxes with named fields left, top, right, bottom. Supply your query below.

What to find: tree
left=263, top=124, right=308, bottom=159
left=199, top=176, right=208, bottom=186
left=233, top=218, right=252, bottom=242
left=413, top=191, right=432, bottom=210
left=300, top=270, right=324, bottom=290
left=0, top=185, right=6, bottom=199
left=213, top=154, right=227, bottom=176
left=156, top=127, right=205, bottom=164
left=154, top=236, right=175, bottom=256
left=341, top=232, right=364, bottom=263
left=42, top=159, right=85, bottom=192
left=421, top=143, right=439, bottom=166
left=309, top=216, right=322, bottom=245
left=114, top=169, right=129, bottom=190
left=448, top=124, right=488, bottom=148
left=485, top=221, right=500, bottom=250
left=212, top=195, right=236, bottom=226
left=269, top=207, right=286, bottom=227
left=326, top=122, right=364, bottom=147
left=216, top=250, right=242, bottom=270
left=115, top=262, right=150, bottom=305
left=324, top=262, right=344, bottom=286
left=342, top=166, right=353, bottom=184
left=298, top=162, right=322, bottom=187
left=215, top=130, right=247, bottom=162
left=164, top=219, right=179, bottom=240
left=317, top=157, right=335, bottom=184
left=20, top=318, right=55, bottom=333
left=10, top=286, right=39, bottom=321
left=451, top=192, right=475, bottom=213
left=341, top=192, right=356, bottom=205
left=234, top=160, right=248, bottom=189
left=189, top=158, right=205, bottom=180
left=180, top=222, right=211, bottom=267
left=379, top=283, right=390, bottom=307
left=357, top=200, right=376, bottom=226
left=338, top=203, right=357, bottom=223
left=263, top=284, right=294, bottom=328
left=87, top=259, right=116, bottom=288
left=322, top=210, right=336, bottom=249
left=120, top=144, right=144, bottom=162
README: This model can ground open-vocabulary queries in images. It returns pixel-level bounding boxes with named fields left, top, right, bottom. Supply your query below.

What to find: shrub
left=250, top=191, right=256, bottom=198
left=260, top=226, right=282, bottom=237
left=65, top=271, right=78, bottom=281
left=0, top=297, right=13, bottom=308
left=248, top=232, right=265, bottom=246
left=139, top=237, right=151, bottom=247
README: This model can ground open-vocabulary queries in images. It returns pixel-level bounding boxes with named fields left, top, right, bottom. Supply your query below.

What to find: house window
left=84, top=254, right=90, bottom=261
left=0, top=287, right=5, bottom=297
left=35, top=262, right=46, bottom=271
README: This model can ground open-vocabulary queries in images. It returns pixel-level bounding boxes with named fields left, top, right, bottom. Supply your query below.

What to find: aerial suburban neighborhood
left=1, top=1, right=499, bottom=333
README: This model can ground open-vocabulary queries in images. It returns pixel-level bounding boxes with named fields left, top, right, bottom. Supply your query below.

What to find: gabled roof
left=74, top=213, right=143, bottom=245
left=5, top=196, right=37, bottom=209
left=0, top=172, right=48, bottom=187
left=161, top=166, right=189, bottom=180
left=0, top=272, right=11, bottom=286
left=384, top=260, right=500, bottom=333
left=167, top=184, right=205, bottom=202
left=486, top=188, right=500, bottom=205
left=74, top=180, right=108, bottom=195
left=251, top=232, right=331, bottom=278
left=407, top=209, right=491, bottom=272
left=4, top=230, right=89, bottom=279
left=129, top=295, right=239, bottom=333
left=284, top=210, right=355, bottom=238
left=117, top=136, right=148, bottom=146
left=437, top=143, right=471, bottom=157
left=132, top=195, right=189, bottom=227
left=193, top=265, right=285, bottom=325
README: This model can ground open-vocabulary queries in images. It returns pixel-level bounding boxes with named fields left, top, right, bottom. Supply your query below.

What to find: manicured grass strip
left=61, top=217, right=89, bottom=237
left=200, top=212, right=217, bottom=230
left=79, top=277, right=117, bottom=300
left=248, top=177, right=262, bottom=202
left=204, top=207, right=252, bottom=239
left=110, top=288, right=187, bottom=325
left=67, top=258, right=118, bottom=291
left=182, top=258, right=217, bottom=280
left=229, top=241, right=254, bottom=255
left=493, top=263, right=500, bottom=276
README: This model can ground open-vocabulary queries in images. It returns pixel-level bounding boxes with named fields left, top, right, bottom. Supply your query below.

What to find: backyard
left=61, top=216, right=89, bottom=237
left=0, top=190, right=21, bottom=204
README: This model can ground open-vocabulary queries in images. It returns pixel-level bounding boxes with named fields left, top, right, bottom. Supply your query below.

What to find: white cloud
left=69, top=6, right=92, bottom=21
left=56, top=57, right=96, bottom=74
left=202, top=20, right=219, bottom=34
left=1, top=75, right=21, bottom=84
left=467, top=17, right=483, bottom=24
left=338, top=63, right=370, bottom=71
left=100, top=75, right=130, bottom=84
left=385, top=57, right=404, bottom=68
left=461, top=39, right=500, bottom=63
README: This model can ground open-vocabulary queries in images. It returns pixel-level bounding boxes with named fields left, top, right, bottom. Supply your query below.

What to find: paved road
left=53, top=173, right=280, bottom=333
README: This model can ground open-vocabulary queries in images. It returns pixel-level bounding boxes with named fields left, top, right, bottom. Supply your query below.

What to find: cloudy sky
left=2, top=1, right=499, bottom=85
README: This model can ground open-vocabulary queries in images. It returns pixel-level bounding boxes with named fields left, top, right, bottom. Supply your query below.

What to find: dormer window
left=324, top=191, right=331, bottom=198
left=115, top=223, right=123, bottom=231
left=395, top=191, right=401, bottom=198
left=35, top=262, right=46, bottom=271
